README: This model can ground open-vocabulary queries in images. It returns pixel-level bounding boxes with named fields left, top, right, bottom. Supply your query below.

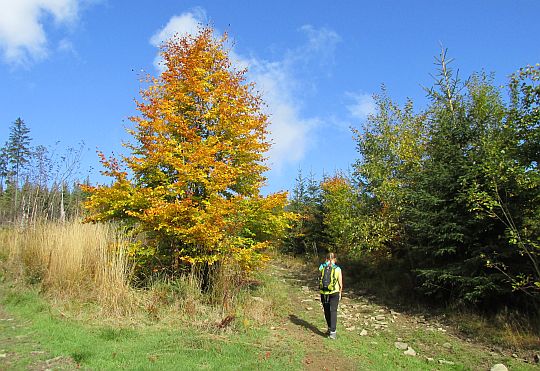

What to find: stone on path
left=394, top=341, right=408, bottom=350
left=438, top=359, right=455, bottom=365
left=404, top=347, right=417, bottom=356
left=490, top=364, right=508, bottom=371
left=360, top=329, right=368, bottom=336
left=375, top=315, right=385, bottom=321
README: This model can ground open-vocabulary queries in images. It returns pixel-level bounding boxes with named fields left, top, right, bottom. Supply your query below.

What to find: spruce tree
left=6, top=118, right=32, bottom=215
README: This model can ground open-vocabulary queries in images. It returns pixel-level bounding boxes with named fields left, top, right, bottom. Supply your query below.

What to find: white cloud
left=298, top=25, right=341, bottom=62
left=149, top=8, right=206, bottom=72
left=346, top=92, right=376, bottom=120
left=245, top=58, right=317, bottom=171
left=0, top=0, right=79, bottom=65
left=149, top=7, right=206, bottom=46
left=150, top=14, right=338, bottom=173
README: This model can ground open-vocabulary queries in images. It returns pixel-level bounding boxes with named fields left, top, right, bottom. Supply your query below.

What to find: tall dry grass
left=0, top=221, right=284, bottom=329
left=0, top=221, right=137, bottom=315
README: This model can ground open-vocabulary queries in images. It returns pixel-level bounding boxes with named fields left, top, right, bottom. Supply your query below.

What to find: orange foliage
left=83, top=27, right=292, bottom=272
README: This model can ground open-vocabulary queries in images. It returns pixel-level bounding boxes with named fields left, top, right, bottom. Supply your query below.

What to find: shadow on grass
left=288, top=314, right=326, bottom=337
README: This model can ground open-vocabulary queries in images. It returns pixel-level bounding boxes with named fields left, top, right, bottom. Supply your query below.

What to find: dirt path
left=270, top=260, right=539, bottom=371
left=0, top=306, right=77, bottom=370
left=270, top=263, right=359, bottom=370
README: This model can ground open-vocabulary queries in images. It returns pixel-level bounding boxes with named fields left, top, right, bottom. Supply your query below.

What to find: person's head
left=326, top=252, right=337, bottom=265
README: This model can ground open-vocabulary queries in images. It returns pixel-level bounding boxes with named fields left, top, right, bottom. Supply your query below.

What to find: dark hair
left=326, top=252, right=337, bottom=261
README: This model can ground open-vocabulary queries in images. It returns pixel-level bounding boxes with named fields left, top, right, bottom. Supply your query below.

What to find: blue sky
left=0, top=0, right=539, bottom=194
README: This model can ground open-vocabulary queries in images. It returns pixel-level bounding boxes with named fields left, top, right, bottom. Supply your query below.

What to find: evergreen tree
left=6, top=118, right=32, bottom=187
left=0, top=145, right=8, bottom=192
left=4, top=118, right=32, bottom=217
left=285, top=170, right=326, bottom=255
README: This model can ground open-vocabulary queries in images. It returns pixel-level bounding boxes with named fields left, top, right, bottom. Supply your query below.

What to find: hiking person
left=319, top=252, right=343, bottom=339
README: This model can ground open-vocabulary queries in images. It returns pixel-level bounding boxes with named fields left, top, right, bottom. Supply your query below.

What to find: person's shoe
left=328, top=331, right=337, bottom=340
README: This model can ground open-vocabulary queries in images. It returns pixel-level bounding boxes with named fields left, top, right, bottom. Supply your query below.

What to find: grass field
left=0, top=223, right=538, bottom=370
left=2, top=263, right=539, bottom=370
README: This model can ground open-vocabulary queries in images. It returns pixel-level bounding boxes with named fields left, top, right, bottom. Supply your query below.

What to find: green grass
left=1, top=257, right=538, bottom=371
left=0, top=287, right=304, bottom=370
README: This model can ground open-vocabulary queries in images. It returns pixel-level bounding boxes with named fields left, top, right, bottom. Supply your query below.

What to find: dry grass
left=0, top=221, right=283, bottom=330
left=0, top=221, right=137, bottom=316
left=452, top=309, right=540, bottom=352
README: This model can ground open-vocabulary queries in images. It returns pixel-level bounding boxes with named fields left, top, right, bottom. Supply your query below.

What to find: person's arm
left=338, top=269, right=343, bottom=298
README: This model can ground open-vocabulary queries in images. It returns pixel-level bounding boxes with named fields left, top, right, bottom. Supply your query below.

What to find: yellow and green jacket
left=319, top=262, right=341, bottom=294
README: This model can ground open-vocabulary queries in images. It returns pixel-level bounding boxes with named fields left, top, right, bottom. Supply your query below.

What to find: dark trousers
left=321, top=292, right=340, bottom=332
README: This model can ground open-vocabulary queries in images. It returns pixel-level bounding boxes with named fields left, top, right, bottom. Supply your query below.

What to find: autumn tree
left=83, top=28, right=291, bottom=277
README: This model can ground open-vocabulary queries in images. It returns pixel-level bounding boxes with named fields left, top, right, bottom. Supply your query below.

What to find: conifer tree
left=5, top=118, right=32, bottom=214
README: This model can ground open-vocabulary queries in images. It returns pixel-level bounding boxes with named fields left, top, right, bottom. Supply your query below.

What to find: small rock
left=360, top=329, right=368, bottom=336
left=306, top=307, right=313, bottom=311
left=490, top=364, right=508, bottom=371
left=438, top=359, right=455, bottom=365
left=404, top=347, right=417, bottom=356
left=251, top=296, right=264, bottom=302
left=345, top=326, right=356, bottom=331
left=443, top=342, right=452, bottom=349
left=46, top=356, right=64, bottom=364
left=378, top=309, right=385, bottom=313
left=426, top=357, right=434, bottom=362
left=0, top=353, right=7, bottom=358
left=375, top=315, right=385, bottom=321
left=397, top=337, right=403, bottom=342
left=511, top=353, right=518, bottom=358
left=394, top=341, right=408, bottom=350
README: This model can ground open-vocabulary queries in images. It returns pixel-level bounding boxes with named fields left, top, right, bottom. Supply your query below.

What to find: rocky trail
left=271, top=262, right=538, bottom=370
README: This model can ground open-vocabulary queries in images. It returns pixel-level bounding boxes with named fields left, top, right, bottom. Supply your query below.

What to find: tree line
left=4, top=26, right=537, bottom=314
left=0, top=117, right=86, bottom=224
left=285, top=53, right=539, bottom=311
